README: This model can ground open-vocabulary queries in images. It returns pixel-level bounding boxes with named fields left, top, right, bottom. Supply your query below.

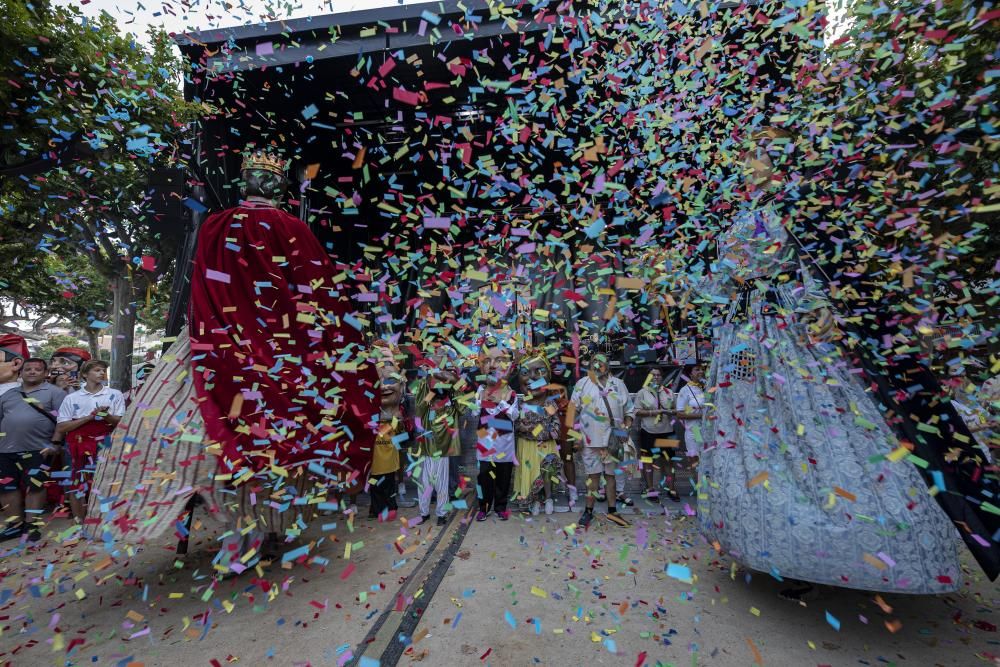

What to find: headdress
left=0, top=334, right=28, bottom=361
left=52, top=346, right=91, bottom=366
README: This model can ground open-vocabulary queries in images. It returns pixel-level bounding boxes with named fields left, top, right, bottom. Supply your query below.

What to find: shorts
left=639, top=430, right=674, bottom=458
left=582, top=447, right=617, bottom=476
left=0, top=451, right=49, bottom=492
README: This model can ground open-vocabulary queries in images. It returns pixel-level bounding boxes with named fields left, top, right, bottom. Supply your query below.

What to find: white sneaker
left=544, top=499, right=554, bottom=515
left=531, top=502, right=541, bottom=516
left=567, top=485, right=578, bottom=509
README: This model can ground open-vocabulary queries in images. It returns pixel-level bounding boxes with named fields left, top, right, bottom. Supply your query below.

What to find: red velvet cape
left=188, top=201, right=377, bottom=486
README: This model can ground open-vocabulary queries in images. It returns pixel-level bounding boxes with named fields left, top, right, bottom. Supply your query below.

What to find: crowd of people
left=0, top=337, right=124, bottom=542
left=365, top=336, right=706, bottom=531
left=2, top=141, right=998, bottom=605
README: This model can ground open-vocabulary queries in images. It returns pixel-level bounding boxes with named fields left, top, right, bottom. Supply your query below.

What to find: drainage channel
left=349, top=505, right=474, bottom=666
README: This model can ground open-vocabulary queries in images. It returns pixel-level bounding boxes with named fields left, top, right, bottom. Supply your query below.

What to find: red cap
left=52, top=346, right=91, bottom=366
left=0, top=334, right=28, bottom=361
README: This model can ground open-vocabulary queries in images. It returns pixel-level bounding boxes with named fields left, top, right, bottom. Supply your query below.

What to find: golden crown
left=241, top=150, right=287, bottom=175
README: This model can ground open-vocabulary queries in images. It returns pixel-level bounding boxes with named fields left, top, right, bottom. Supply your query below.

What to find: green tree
left=0, top=0, right=197, bottom=390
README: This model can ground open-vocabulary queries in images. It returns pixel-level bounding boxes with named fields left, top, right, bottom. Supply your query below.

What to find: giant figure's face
left=482, top=346, right=512, bottom=386
left=49, top=355, right=81, bottom=389
left=377, top=359, right=404, bottom=410
left=0, top=355, right=22, bottom=384
left=519, top=356, right=550, bottom=394
left=427, top=347, right=459, bottom=392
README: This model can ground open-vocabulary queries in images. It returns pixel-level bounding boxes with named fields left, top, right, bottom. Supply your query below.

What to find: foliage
left=0, top=0, right=197, bottom=388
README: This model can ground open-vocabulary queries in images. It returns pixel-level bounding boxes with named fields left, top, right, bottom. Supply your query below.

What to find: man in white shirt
left=56, top=360, right=125, bottom=521
left=571, top=353, right=634, bottom=527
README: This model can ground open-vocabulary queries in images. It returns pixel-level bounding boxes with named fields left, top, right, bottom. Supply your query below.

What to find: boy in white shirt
left=56, top=360, right=125, bottom=521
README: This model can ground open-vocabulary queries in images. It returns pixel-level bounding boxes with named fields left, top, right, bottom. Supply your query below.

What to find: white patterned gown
left=696, top=199, right=961, bottom=593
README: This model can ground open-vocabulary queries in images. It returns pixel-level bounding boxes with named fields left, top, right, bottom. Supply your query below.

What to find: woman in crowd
left=634, top=367, right=677, bottom=502
left=675, top=365, right=706, bottom=461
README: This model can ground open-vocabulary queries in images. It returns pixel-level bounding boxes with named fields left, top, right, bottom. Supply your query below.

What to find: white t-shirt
left=57, top=385, right=126, bottom=422
left=635, top=386, right=673, bottom=434
left=571, top=375, right=634, bottom=449
left=675, top=384, right=705, bottom=456
left=0, top=381, right=21, bottom=398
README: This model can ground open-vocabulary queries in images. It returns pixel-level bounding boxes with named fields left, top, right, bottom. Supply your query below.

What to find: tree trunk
left=84, top=327, right=100, bottom=361
left=110, top=274, right=137, bottom=393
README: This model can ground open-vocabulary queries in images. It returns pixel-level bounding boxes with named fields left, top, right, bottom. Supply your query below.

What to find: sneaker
left=544, top=499, right=554, bottom=515
left=436, top=515, right=448, bottom=527
left=27, top=529, right=41, bottom=543
left=666, top=489, right=681, bottom=503
left=530, top=502, right=541, bottom=516
left=421, top=514, right=430, bottom=525
left=567, top=485, right=578, bottom=509
left=497, top=510, right=511, bottom=521
left=397, top=496, right=417, bottom=508
left=579, top=509, right=593, bottom=528
left=476, top=510, right=489, bottom=522
left=643, top=489, right=659, bottom=500
left=606, top=510, right=630, bottom=527
left=616, top=494, right=634, bottom=507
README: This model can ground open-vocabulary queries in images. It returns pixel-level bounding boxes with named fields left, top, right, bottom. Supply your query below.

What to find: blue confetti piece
left=359, top=658, right=381, bottom=667
left=504, top=610, right=517, bottom=629
left=665, top=563, right=692, bottom=582
left=301, top=104, right=319, bottom=120
left=825, top=610, right=841, bottom=631
left=183, top=197, right=207, bottom=213
left=282, top=544, right=310, bottom=563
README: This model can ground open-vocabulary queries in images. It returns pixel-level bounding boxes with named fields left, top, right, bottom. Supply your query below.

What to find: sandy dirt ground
left=1, top=497, right=998, bottom=666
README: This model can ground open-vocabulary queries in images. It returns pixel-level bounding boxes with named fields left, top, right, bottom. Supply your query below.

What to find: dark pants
left=448, top=455, right=463, bottom=496
left=477, top=461, right=513, bottom=513
left=369, top=473, right=398, bottom=517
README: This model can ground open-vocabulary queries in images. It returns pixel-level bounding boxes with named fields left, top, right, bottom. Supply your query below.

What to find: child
left=412, top=345, right=464, bottom=526
left=513, top=350, right=562, bottom=515
left=475, top=337, right=520, bottom=521
left=369, top=341, right=409, bottom=521
left=56, top=360, right=125, bottom=522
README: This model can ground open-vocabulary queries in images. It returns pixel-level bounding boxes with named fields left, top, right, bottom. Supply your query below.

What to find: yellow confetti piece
left=75, top=588, right=86, bottom=600
left=750, top=606, right=760, bottom=616
left=886, top=445, right=910, bottom=462
left=530, top=586, right=548, bottom=598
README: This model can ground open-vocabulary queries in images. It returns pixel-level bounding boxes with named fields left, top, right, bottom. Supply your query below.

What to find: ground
left=0, top=494, right=997, bottom=666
